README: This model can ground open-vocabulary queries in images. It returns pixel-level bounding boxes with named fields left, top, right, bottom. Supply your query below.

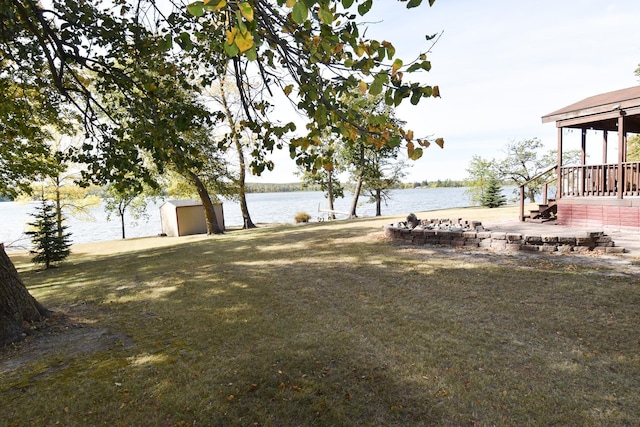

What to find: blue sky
left=249, top=0, right=640, bottom=183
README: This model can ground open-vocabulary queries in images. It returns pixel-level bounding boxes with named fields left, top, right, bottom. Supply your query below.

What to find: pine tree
left=480, top=177, right=507, bottom=208
left=26, top=200, right=72, bottom=269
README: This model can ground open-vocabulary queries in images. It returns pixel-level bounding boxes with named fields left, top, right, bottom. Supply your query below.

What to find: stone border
left=383, top=218, right=626, bottom=254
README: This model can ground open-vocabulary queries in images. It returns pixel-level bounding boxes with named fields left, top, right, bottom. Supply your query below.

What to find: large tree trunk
left=189, top=172, right=223, bottom=235
left=0, top=244, right=50, bottom=346
left=349, top=173, right=363, bottom=218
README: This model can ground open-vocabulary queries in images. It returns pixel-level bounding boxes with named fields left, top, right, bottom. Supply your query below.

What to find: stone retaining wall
left=383, top=219, right=625, bottom=254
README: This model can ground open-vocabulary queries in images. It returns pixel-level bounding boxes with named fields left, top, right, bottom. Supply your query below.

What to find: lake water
left=1, top=187, right=502, bottom=250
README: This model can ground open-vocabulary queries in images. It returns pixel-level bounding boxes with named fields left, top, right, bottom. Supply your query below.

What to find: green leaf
left=421, top=86, right=433, bottom=97
left=158, top=34, right=173, bottom=51
left=186, top=1, right=204, bottom=17
left=410, top=88, right=421, bottom=105
left=407, top=60, right=431, bottom=72
left=177, top=32, right=193, bottom=51
left=292, top=2, right=308, bottom=24
left=342, top=0, right=355, bottom=7
left=239, top=2, right=254, bottom=21
left=369, top=73, right=388, bottom=96
left=318, top=6, right=333, bottom=24
left=407, top=0, right=422, bottom=8
left=223, top=42, right=240, bottom=56
left=384, top=88, right=394, bottom=106
left=409, top=146, right=423, bottom=160
left=245, top=45, right=258, bottom=61
left=357, top=0, right=372, bottom=15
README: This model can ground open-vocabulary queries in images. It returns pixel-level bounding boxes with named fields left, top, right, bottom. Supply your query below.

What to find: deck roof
left=542, top=86, right=640, bottom=133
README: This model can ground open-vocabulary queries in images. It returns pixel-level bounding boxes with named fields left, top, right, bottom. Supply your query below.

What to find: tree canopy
left=1, top=0, right=443, bottom=197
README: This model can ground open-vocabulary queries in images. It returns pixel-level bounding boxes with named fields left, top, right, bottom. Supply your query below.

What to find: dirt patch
left=0, top=304, right=132, bottom=376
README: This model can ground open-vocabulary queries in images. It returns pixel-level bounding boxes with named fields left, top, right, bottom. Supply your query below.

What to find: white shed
left=159, top=200, right=225, bottom=237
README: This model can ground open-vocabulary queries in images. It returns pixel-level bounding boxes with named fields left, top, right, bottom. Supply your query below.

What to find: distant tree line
left=245, top=183, right=319, bottom=193
left=409, top=179, right=467, bottom=188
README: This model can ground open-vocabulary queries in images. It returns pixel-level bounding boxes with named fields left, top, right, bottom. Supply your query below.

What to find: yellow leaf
left=359, top=80, right=367, bottom=94
left=226, top=27, right=237, bottom=44
left=204, top=0, right=226, bottom=10
left=392, top=58, right=403, bottom=77
left=435, top=137, right=444, bottom=148
left=283, top=84, right=294, bottom=96
left=286, top=0, right=296, bottom=6
left=235, top=30, right=254, bottom=53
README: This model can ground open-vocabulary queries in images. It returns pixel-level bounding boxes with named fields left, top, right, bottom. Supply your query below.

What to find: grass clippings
left=1, top=205, right=639, bottom=426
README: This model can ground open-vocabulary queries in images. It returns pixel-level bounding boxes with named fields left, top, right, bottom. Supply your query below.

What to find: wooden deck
left=560, top=162, right=640, bottom=198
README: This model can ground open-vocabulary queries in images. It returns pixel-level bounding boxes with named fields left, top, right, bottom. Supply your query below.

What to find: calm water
left=1, top=187, right=491, bottom=250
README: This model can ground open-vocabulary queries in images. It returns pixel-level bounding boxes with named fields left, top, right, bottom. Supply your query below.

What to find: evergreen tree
left=480, top=177, right=507, bottom=208
left=26, top=200, right=72, bottom=269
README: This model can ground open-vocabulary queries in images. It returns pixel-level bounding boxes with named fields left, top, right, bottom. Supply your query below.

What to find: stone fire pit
left=383, top=214, right=625, bottom=254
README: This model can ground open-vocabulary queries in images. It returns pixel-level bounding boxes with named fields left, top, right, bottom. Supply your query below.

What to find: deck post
left=581, top=129, right=587, bottom=196
left=557, top=127, right=563, bottom=198
left=519, top=186, right=525, bottom=222
left=618, top=115, right=625, bottom=199
left=602, top=130, right=608, bottom=164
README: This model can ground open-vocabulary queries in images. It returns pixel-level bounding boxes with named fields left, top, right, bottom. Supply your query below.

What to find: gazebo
left=523, top=86, right=640, bottom=230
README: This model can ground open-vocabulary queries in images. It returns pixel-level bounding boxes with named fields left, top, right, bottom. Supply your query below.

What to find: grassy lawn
left=1, top=206, right=639, bottom=426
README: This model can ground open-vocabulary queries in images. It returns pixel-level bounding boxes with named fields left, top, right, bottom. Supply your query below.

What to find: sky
left=248, top=0, right=640, bottom=184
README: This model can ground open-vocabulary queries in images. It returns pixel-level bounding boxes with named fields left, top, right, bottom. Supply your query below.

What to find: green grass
left=1, top=207, right=639, bottom=426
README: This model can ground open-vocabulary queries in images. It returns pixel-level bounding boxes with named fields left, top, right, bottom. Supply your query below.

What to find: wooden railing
left=518, top=161, right=640, bottom=221
left=560, top=162, right=640, bottom=198
left=518, top=164, right=557, bottom=221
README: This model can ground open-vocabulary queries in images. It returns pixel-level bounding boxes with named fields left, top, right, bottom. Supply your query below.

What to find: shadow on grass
left=3, top=220, right=639, bottom=425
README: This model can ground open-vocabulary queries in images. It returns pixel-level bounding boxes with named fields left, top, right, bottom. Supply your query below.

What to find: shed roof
left=541, top=86, right=640, bottom=133
left=161, top=200, right=202, bottom=208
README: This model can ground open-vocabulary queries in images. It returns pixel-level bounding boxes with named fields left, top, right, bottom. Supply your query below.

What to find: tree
left=465, top=155, right=499, bottom=206
left=496, top=138, right=581, bottom=203
left=628, top=134, right=640, bottom=161
left=214, top=75, right=258, bottom=229
left=1, top=0, right=444, bottom=345
left=164, top=124, right=238, bottom=235
left=363, top=151, right=407, bottom=216
left=103, top=182, right=156, bottom=240
left=298, top=129, right=344, bottom=219
left=2, top=0, right=443, bottom=192
left=338, top=91, right=410, bottom=217
left=0, top=243, right=51, bottom=345
left=0, top=61, right=64, bottom=198
left=28, top=136, right=102, bottom=237
left=25, top=200, right=72, bottom=269
left=479, top=177, right=506, bottom=208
